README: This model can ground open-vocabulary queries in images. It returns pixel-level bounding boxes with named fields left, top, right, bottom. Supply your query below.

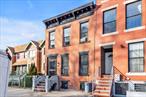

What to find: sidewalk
left=7, top=87, right=91, bottom=97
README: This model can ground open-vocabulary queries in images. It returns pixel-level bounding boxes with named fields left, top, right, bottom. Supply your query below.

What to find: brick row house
left=43, top=0, right=146, bottom=96
left=8, top=40, right=45, bottom=75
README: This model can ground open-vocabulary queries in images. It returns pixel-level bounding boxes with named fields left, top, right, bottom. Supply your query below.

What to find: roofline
left=24, top=40, right=38, bottom=50
left=43, top=2, right=95, bottom=23
left=39, top=40, right=45, bottom=48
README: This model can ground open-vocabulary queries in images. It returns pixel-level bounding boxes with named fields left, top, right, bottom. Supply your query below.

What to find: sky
left=0, top=0, right=95, bottom=50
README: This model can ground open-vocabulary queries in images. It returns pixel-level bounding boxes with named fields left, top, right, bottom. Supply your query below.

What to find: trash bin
left=85, top=82, right=92, bottom=93
left=0, top=50, right=10, bottom=97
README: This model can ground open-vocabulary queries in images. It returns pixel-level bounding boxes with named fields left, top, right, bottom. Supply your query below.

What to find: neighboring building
left=43, top=0, right=146, bottom=96
left=8, top=40, right=45, bottom=75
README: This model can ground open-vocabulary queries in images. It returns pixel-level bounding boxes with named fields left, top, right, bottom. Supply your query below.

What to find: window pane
left=62, top=54, right=69, bottom=75
left=64, top=28, right=70, bottom=37
left=127, top=1, right=142, bottom=17
left=126, top=15, right=142, bottom=29
left=50, top=31, right=55, bottom=40
left=80, top=22, right=88, bottom=42
left=129, top=42, right=144, bottom=72
left=81, top=22, right=88, bottom=33
left=104, top=21, right=116, bottom=33
left=104, top=8, right=116, bottom=23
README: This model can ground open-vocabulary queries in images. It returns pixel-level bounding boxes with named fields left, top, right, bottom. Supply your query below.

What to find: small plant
left=27, top=63, right=37, bottom=76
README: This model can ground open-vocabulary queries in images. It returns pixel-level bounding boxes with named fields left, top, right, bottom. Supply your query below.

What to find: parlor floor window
left=61, top=54, right=69, bottom=76
left=79, top=52, right=88, bottom=76
left=128, top=42, right=144, bottom=72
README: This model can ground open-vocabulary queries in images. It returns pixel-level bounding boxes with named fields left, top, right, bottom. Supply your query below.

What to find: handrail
left=109, top=65, right=114, bottom=97
left=113, top=66, right=135, bottom=91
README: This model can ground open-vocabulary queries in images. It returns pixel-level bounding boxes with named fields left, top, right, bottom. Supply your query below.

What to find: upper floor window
left=63, top=27, right=70, bottom=46
left=16, top=53, right=20, bottom=59
left=61, top=54, right=69, bottom=76
left=103, top=8, right=116, bottom=34
left=28, top=50, right=35, bottom=58
left=79, top=51, right=89, bottom=76
left=80, top=21, right=88, bottom=43
left=126, top=0, right=142, bottom=29
left=128, top=42, right=144, bottom=72
left=49, top=31, right=55, bottom=48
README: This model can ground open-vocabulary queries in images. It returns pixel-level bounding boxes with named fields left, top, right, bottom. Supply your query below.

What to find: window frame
left=49, top=31, right=55, bottom=49
left=126, top=0, right=142, bottom=29
left=128, top=41, right=145, bottom=72
left=103, top=8, right=117, bottom=34
left=80, top=21, right=89, bottom=43
left=63, top=27, right=71, bottom=47
left=79, top=51, right=89, bottom=76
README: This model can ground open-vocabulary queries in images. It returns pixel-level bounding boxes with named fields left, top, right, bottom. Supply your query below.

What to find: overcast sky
left=0, top=0, right=95, bottom=50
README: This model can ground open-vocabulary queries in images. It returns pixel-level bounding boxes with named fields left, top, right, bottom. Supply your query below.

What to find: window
left=49, top=31, right=55, bottom=48
left=126, top=0, right=142, bottom=29
left=16, top=53, right=20, bottom=59
left=79, top=52, right=89, bottom=76
left=61, top=81, right=68, bottom=89
left=63, top=27, right=70, bottom=46
left=80, top=82, right=86, bottom=90
left=134, top=83, right=146, bottom=92
left=128, top=42, right=144, bottom=72
left=29, top=50, right=35, bottom=58
left=103, top=8, right=116, bottom=34
left=80, top=22, right=88, bottom=43
left=61, top=54, right=69, bottom=76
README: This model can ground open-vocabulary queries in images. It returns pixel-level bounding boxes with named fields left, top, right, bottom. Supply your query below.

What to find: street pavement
left=7, top=87, right=91, bottom=97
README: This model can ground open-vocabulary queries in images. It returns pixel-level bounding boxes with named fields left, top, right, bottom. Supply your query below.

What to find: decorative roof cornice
left=43, top=2, right=95, bottom=29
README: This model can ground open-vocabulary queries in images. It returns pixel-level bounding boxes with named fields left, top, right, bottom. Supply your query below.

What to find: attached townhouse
left=8, top=40, right=45, bottom=75
left=43, top=0, right=146, bottom=96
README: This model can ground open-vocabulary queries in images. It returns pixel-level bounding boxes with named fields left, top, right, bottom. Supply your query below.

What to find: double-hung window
left=126, top=0, right=142, bottom=29
left=80, top=22, right=88, bottom=43
left=49, top=31, right=55, bottom=48
left=79, top=52, right=89, bottom=76
left=128, top=42, right=144, bottom=72
left=63, top=27, right=70, bottom=46
left=103, top=8, right=116, bottom=34
left=61, top=54, right=69, bottom=76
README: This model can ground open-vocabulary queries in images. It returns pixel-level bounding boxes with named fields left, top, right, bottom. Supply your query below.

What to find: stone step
left=94, top=89, right=110, bottom=93
left=93, top=92, right=110, bottom=97
left=96, top=86, right=110, bottom=90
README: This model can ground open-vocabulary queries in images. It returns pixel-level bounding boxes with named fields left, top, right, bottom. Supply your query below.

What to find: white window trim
left=99, top=42, right=116, bottom=47
left=124, top=26, right=146, bottom=33
left=125, top=38, right=146, bottom=44
left=102, top=31, right=118, bottom=37
left=126, top=72, right=146, bottom=76
left=101, top=4, right=118, bottom=12
left=124, top=0, right=138, bottom=5
left=100, top=0, right=109, bottom=4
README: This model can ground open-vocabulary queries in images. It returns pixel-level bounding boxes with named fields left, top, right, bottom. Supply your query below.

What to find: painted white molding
left=125, top=38, right=146, bottom=44
left=101, top=31, right=119, bottom=37
left=99, top=42, right=116, bottom=47
left=124, top=0, right=138, bottom=5
left=100, top=0, right=109, bottom=4
left=126, top=72, right=146, bottom=76
left=124, top=26, right=146, bottom=33
left=101, top=4, right=118, bottom=12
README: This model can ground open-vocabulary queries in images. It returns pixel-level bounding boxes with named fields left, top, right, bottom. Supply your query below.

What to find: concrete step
left=94, top=89, right=110, bottom=93
left=36, top=85, right=45, bottom=88
left=96, top=86, right=110, bottom=90
left=34, top=88, right=45, bottom=92
left=93, top=92, right=110, bottom=97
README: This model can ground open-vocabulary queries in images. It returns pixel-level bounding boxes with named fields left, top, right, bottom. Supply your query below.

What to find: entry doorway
left=101, top=46, right=113, bottom=75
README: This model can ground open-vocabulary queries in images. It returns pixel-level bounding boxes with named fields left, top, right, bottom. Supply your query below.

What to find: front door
left=102, top=47, right=113, bottom=75
left=48, top=57, right=57, bottom=76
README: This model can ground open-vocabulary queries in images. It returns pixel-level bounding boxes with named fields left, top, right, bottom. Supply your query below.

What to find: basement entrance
left=101, top=46, right=113, bottom=75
